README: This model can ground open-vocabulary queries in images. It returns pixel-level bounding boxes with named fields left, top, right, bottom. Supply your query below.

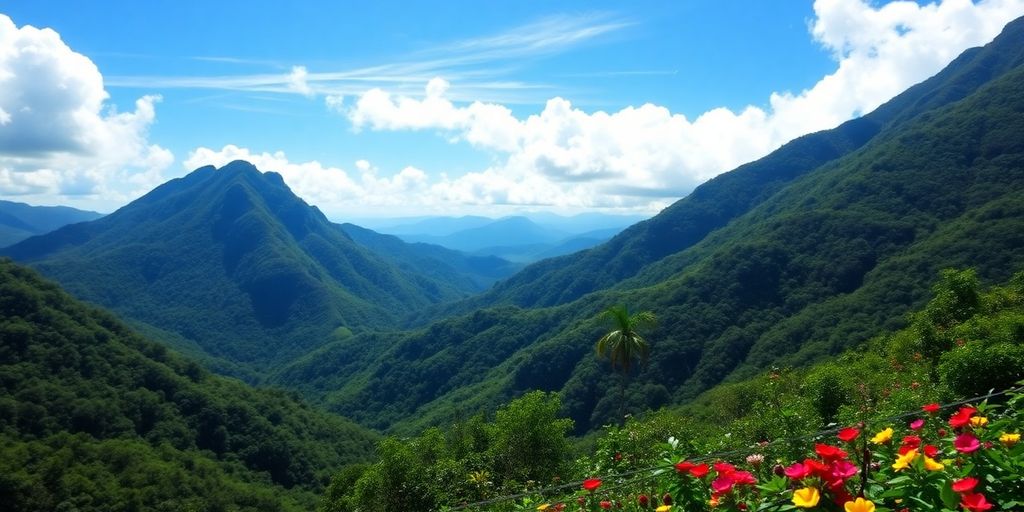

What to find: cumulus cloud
left=0, top=14, right=173, bottom=210
left=342, top=0, right=1024, bottom=211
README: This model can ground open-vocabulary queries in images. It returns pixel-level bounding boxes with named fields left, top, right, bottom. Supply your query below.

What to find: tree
left=595, top=305, right=656, bottom=423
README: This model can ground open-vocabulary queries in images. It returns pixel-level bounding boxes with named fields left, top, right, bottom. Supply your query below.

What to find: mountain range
left=0, top=200, right=102, bottom=247
left=4, top=14, right=1024, bottom=443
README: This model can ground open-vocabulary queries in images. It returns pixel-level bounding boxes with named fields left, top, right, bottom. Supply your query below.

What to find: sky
left=1, top=0, right=1023, bottom=219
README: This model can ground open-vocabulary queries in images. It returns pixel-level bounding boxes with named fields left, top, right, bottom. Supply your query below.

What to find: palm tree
left=595, top=305, right=656, bottom=423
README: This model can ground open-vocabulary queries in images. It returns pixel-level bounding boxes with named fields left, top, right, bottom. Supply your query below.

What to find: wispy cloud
left=106, top=13, right=632, bottom=104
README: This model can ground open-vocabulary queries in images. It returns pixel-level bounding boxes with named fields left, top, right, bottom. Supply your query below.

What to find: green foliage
left=940, top=342, right=1024, bottom=396
left=324, top=391, right=574, bottom=512
left=0, top=259, right=378, bottom=510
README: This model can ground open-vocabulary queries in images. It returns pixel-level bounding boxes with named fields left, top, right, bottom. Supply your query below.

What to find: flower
left=656, top=506, right=672, bottom=512
left=922, top=403, right=941, bottom=414
left=713, top=461, right=736, bottom=475
left=792, top=487, right=821, bottom=508
left=674, top=461, right=695, bottom=474
left=662, top=493, right=673, bottom=506
left=952, top=477, right=979, bottom=493
left=731, top=470, right=757, bottom=485
left=582, top=478, right=602, bottom=491
left=892, top=448, right=918, bottom=471
left=960, top=492, right=994, bottom=512
left=638, top=495, right=649, bottom=508
left=923, top=456, right=944, bottom=471
left=901, top=435, right=922, bottom=449
left=954, top=433, right=981, bottom=453
left=689, top=463, right=710, bottom=478
left=923, top=444, right=939, bottom=458
left=970, top=416, right=989, bottom=428
left=871, top=427, right=894, bottom=444
left=711, top=475, right=734, bottom=494
left=537, top=505, right=550, bottom=511
left=910, top=419, right=925, bottom=430
left=815, top=443, right=848, bottom=461
left=803, top=458, right=830, bottom=477
left=784, top=462, right=809, bottom=480
left=949, top=406, right=977, bottom=429
left=600, top=500, right=612, bottom=510
left=1000, top=432, right=1020, bottom=447
left=844, top=497, right=876, bottom=512
left=838, top=427, right=860, bottom=442
left=830, top=459, right=858, bottom=480
left=746, top=454, right=765, bottom=467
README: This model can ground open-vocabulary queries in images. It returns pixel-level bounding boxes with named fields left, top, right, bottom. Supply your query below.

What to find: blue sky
left=1, top=1, right=1023, bottom=218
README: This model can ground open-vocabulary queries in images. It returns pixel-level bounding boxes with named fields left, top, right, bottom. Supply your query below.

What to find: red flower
left=803, top=458, right=830, bottom=477
left=713, top=461, right=736, bottom=475
left=902, top=435, right=922, bottom=449
left=954, top=433, right=981, bottom=453
left=662, top=493, right=673, bottom=506
left=910, top=419, right=925, bottom=430
left=829, top=459, right=858, bottom=480
left=711, top=475, right=735, bottom=494
left=675, top=461, right=696, bottom=474
left=952, top=477, right=979, bottom=493
left=689, top=463, right=710, bottom=478
left=838, top=427, right=860, bottom=442
left=949, top=406, right=977, bottom=429
left=638, top=494, right=649, bottom=508
left=922, top=403, right=941, bottom=414
left=784, top=462, right=809, bottom=480
left=898, top=444, right=917, bottom=455
left=731, top=470, right=757, bottom=485
left=583, top=478, right=602, bottom=492
left=923, top=444, right=939, bottom=458
left=960, top=492, right=994, bottom=512
left=815, top=443, right=848, bottom=461
left=600, top=501, right=612, bottom=510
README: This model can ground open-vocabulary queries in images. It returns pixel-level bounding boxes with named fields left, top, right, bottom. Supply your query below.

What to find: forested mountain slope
left=276, top=19, right=1024, bottom=434
left=0, top=200, right=102, bottom=247
left=0, top=259, right=378, bottom=511
left=2, top=161, right=485, bottom=373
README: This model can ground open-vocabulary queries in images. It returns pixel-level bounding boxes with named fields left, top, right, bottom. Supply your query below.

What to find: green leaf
left=939, top=481, right=958, bottom=509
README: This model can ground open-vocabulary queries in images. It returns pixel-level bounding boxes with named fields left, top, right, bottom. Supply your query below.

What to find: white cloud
left=287, top=65, right=314, bottom=97
left=342, top=0, right=1024, bottom=211
left=0, top=14, right=173, bottom=210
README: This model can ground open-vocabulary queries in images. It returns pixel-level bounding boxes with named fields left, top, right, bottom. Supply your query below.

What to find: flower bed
left=524, top=390, right=1023, bottom=512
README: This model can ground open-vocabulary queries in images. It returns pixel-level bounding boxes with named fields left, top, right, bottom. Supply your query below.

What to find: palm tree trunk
left=619, top=371, right=627, bottom=425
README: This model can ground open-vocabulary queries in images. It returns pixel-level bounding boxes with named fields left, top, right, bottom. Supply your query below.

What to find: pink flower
left=909, top=419, right=925, bottom=431
left=711, top=475, right=735, bottom=494
left=954, top=433, right=981, bottom=454
left=829, top=460, right=858, bottom=481
left=784, top=462, right=809, bottom=480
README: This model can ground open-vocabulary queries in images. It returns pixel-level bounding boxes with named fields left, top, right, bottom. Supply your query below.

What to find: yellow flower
left=970, top=416, right=989, bottom=427
left=892, top=449, right=918, bottom=471
left=793, top=487, right=821, bottom=508
left=871, top=427, right=894, bottom=444
left=656, top=506, right=673, bottom=512
left=923, top=456, right=944, bottom=471
left=844, top=497, right=876, bottom=512
left=537, top=505, right=550, bottom=511
left=1000, top=432, right=1020, bottom=447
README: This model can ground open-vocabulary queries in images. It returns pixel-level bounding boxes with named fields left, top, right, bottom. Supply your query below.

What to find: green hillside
left=1, top=161, right=487, bottom=374
left=275, top=18, right=1024, bottom=434
left=0, top=259, right=378, bottom=511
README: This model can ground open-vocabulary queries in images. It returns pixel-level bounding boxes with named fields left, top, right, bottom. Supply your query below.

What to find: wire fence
left=449, top=384, right=1024, bottom=510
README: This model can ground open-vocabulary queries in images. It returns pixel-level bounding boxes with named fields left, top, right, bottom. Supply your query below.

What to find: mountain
left=273, top=17, right=1024, bottom=434
left=0, top=200, right=102, bottom=247
left=338, top=222, right=522, bottom=290
left=0, top=259, right=378, bottom=511
left=398, top=216, right=568, bottom=252
left=359, top=215, right=495, bottom=237
left=1, top=161, right=480, bottom=375
left=443, top=17, right=1024, bottom=313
